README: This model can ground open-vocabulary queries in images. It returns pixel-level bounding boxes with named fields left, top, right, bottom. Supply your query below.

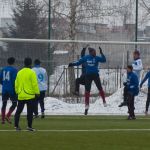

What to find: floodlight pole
left=135, top=0, right=138, bottom=49
left=47, top=0, right=51, bottom=95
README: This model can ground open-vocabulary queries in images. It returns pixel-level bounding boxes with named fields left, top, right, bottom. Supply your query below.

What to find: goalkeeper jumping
left=69, top=46, right=107, bottom=115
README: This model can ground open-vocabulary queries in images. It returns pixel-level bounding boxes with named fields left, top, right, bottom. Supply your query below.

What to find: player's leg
left=26, top=100, right=34, bottom=131
left=127, top=92, right=135, bottom=120
left=32, top=97, right=38, bottom=118
left=14, top=101, right=25, bottom=129
left=39, top=91, right=46, bottom=118
left=75, top=75, right=86, bottom=95
left=93, top=74, right=106, bottom=106
left=84, top=75, right=92, bottom=115
left=145, top=88, right=150, bottom=115
left=118, top=86, right=128, bottom=107
left=6, top=94, right=17, bottom=123
left=1, top=93, right=9, bottom=124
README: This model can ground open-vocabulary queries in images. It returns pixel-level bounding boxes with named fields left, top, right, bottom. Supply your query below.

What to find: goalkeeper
left=69, top=47, right=107, bottom=115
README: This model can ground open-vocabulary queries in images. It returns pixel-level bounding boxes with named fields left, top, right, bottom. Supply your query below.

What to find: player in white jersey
left=132, top=50, right=143, bottom=81
left=32, top=59, right=48, bottom=118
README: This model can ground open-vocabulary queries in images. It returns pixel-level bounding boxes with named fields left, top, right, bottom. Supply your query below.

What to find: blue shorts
left=2, top=92, right=17, bottom=102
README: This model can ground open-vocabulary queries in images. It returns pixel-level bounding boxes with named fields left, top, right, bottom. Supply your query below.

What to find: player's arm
left=31, top=72, right=40, bottom=95
left=15, top=75, right=19, bottom=94
left=140, top=71, right=150, bottom=88
left=81, top=44, right=89, bottom=57
left=12, top=69, right=18, bottom=88
left=97, top=47, right=106, bottom=63
left=0, top=69, right=3, bottom=84
left=68, top=56, right=86, bottom=67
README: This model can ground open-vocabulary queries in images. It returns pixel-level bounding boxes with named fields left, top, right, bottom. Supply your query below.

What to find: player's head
left=88, top=47, right=96, bottom=56
left=24, top=57, right=32, bottom=68
left=7, top=57, right=15, bottom=65
left=133, top=50, right=140, bottom=59
left=34, top=59, right=41, bottom=66
left=127, top=65, right=133, bottom=73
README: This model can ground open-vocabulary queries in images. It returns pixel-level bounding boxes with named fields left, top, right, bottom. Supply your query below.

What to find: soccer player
left=126, top=65, right=139, bottom=120
left=132, top=50, right=143, bottom=80
left=119, top=50, right=143, bottom=107
left=0, top=57, right=17, bottom=124
left=140, top=70, right=150, bottom=115
left=14, top=58, right=40, bottom=131
left=69, top=47, right=107, bottom=115
left=32, top=59, right=48, bottom=118
left=74, top=45, right=88, bottom=96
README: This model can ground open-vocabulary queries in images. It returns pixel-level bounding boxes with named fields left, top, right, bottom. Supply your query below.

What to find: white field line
left=1, top=129, right=150, bottom=132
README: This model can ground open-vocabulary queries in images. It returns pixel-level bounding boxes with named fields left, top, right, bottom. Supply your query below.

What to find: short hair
left=34, top=59, right=41, bottom=65
left=7, top=57, right=15, bottom=65
left=24, top=57, right=32, bottom=67
left=127, top=65, right=133, bottom=71
left=133, top=50, right=140, bottom=56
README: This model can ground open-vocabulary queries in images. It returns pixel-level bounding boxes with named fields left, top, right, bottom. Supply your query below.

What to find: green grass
left=0, top=116, right=150, bottom=150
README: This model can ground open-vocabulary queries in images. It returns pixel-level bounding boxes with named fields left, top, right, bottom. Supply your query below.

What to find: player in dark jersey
left=0, top=57, right=17, bottom=124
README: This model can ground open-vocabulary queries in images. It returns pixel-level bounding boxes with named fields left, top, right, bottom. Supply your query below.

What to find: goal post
left=0, top=38, right=150, bottom=97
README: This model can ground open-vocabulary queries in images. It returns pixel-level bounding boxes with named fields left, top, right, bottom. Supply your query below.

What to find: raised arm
left=140, top=71, right=150, bottom=88
left=68, top=56, right=86, bottom=67
left=97, top=46, right=106, bottom=63
left=81, top=44, right=89, bottom=57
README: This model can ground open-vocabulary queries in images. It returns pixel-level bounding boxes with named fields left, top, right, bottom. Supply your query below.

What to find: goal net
left=0, top=38, right=150, bottom=97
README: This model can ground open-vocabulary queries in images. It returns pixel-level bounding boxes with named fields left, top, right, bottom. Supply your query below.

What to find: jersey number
left=38, top=74, right=44, bottom=82
left=3, top=71, right=10, bottom=81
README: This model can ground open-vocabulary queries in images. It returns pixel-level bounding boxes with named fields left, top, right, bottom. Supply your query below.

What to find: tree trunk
left=68, top=0, right=77, bottom=95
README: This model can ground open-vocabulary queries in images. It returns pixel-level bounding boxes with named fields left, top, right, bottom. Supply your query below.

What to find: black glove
left=68, top=63, right=74, bottom=67
left=99, top=46, right=103, bottom=54
left=123, top=82, right=127, bottom=86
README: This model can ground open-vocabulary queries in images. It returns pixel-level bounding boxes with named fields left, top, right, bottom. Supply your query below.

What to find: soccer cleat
left=27, top=127, right=36, bottom=132
left=103, top=102, right=107, bottom=107
left=84, top=109, right=88, bottom=115
left=5, top=116, right=12, bottom=124
left=118, top=102, right=127, bottom=107
left=14, top=126, right=21, bottom=131
left=127, top=116, right=136, bottom=120
left=41, top=113, right=45, bottom=119
left=33, top=115, right=39, bottom=119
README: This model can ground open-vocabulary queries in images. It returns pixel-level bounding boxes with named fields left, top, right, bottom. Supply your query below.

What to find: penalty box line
left=1, top=129, right=150, bottom=132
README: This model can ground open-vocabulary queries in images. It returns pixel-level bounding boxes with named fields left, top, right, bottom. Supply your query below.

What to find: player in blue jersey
left=0, top=57, right=17, bottom=124
left=32, top=59, right=48, bottom=118
left=69, top=47, right=107, bottom=115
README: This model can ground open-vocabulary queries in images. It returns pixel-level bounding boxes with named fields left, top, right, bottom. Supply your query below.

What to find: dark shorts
left=2, top=93, right=17, bottom=102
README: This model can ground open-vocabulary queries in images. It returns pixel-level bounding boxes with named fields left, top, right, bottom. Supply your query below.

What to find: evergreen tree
left=3, top=0, right=48, bottom=67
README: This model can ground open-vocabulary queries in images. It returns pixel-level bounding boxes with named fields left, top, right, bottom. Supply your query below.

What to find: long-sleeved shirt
left=72, top=54, right=106, bottom=75
left=140, top=71, right=150, bottom=88
left=127, top=72, right=139, bottom=96
left=32, top=66, right=48, bottom=91
left=132, top=58, right=143, bottom=80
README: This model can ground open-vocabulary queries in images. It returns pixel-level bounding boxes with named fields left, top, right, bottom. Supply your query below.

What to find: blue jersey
left=0, top=66, right=17, bottom=95
left=127, top=72, right=139, bottom=96
left=140, top=71, right=150, bottom=88
left=73, top=54, right=106, bottom=75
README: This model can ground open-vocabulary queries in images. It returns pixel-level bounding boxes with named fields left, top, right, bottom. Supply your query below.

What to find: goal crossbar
left=0, top=38, right=150, bottom=45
